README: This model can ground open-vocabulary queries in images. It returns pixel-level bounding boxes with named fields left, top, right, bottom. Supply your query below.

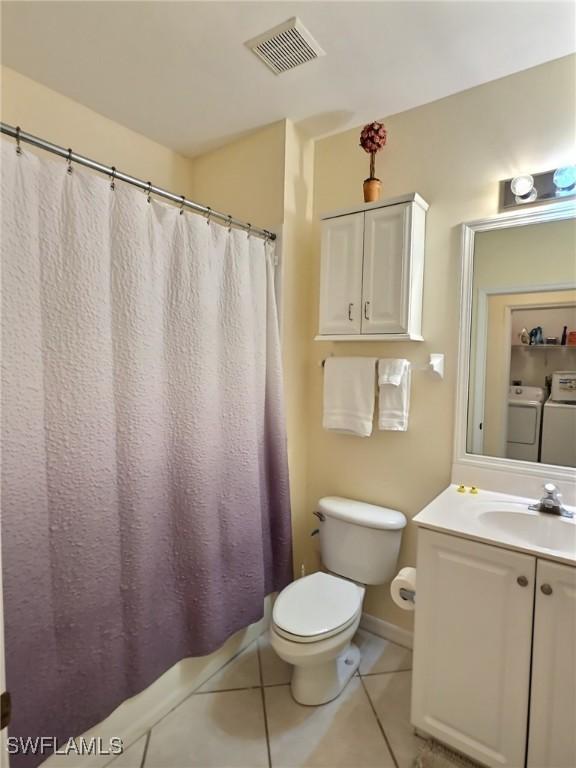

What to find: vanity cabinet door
left=318, top=213, right=364, bottom=335
left=412, top=529, right=535, bottom=768
left=528, top=559, right=576, bottom=768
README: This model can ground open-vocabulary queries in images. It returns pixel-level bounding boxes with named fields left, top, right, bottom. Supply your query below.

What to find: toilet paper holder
left=399, top=587, right=415, bottom=604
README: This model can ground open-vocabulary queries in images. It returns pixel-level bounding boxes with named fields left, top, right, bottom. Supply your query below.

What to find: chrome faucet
left=529, top=483, right=573, bottom=519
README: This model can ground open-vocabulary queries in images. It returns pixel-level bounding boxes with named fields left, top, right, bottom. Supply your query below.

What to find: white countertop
left=414, top=485, right=576, bottom=566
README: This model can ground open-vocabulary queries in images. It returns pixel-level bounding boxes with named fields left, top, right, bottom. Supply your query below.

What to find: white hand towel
left=323, top=357, right=377, bottom=437
left=378, top=359, right=411, bottom=431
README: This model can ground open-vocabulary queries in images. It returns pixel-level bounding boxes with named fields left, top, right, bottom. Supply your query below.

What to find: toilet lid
left=273, top=572, right=364, bottom=639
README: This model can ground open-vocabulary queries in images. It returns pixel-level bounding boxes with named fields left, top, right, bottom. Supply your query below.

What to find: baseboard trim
left=360, top=612, right=414, bottom=649
left=42, top=597, right=273, bottom=768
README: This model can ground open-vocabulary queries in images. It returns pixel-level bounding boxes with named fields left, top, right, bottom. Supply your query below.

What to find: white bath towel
left=323, top=357, right=377, bottom=437
left=378, top=359, right=411, bottom=431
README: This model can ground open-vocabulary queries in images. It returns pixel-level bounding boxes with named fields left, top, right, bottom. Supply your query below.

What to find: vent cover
left=245, top=17, right=325, bottom=75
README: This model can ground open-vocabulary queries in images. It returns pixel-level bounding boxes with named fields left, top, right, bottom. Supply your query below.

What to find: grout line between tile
left=193, top=680, right=290, bottom=694
left=359, top=667, right=413, bottom=677
left=193, top=684, right=262, bottom=695
left=256, top=640, right=273, bottom=768
left=359, top=674, right=400, bottom=768
left=139, top=730, right=151, bottom=768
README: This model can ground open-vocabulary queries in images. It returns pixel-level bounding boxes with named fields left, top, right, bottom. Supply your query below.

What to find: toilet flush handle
left=313, top=510, right=325, bottom=522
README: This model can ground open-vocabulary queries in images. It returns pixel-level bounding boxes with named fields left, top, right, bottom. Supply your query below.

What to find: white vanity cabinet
left=412, top=529, right=534, bottom=768
left=528, top=559, right=576, bottom=768
left=412, top=529, right=576, bottom=768
left=317, top=193, right=428, bottom=340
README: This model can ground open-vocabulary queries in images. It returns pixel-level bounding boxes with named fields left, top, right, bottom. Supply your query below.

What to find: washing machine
left=541, top=371, right=576, bottom=468
left=506, top=386, right=545, bottom=462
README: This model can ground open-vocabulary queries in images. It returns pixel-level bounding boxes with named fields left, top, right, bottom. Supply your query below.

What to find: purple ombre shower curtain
left=0, top=139, right=292, bottom=767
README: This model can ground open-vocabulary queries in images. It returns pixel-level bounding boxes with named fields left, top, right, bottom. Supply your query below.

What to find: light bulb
left=510, top=175, right=534, bottom=198
left=553, top=166, right=576, bottom=193
left=516, top=188, right=538, bottom=204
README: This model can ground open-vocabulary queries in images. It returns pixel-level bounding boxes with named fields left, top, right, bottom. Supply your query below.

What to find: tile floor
left=108, top=629, right=425, bottom=768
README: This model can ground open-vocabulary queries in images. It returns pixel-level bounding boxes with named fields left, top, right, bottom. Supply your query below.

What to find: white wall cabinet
left=317, top=193, right=428, bottom=341
left=412, top=529, right=576, bottom=768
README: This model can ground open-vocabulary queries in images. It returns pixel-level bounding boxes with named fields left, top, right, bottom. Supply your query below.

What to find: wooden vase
left=363, top=178, right=382, bottom=203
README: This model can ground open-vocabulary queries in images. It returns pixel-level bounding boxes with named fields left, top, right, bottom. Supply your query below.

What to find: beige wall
left=473, top=220, right=576, bottom=293
left=188, top=121, right=287, bottom=233
left=301, top=55, right=576, bottom=630
left=1, top=66, right=194, bottom=195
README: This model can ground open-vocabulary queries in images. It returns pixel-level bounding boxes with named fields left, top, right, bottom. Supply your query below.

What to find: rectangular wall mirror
left=456, top=202, right=576, bottom=478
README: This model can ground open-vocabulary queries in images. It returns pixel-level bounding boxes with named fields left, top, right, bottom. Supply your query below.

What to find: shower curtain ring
left=227, top=214, right=233, bottom=232
left=146, top=181, right=152, bottom=204
left=206, top=207, right=212, bottom=226
left=66, top=148, right=73, bottom=174
left=179, top=195, right=186, bottom=215
left=15, top=126, right=22, bottom=155
left=246, top=223, right=252, bottom=239
left=110, top=166, right=117, bottom=191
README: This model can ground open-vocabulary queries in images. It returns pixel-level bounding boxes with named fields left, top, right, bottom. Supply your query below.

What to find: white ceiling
left=2, top=1, right=574, bottom=158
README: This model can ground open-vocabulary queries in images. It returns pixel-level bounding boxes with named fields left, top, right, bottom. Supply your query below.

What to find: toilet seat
left=272, top=572, right=364, bottom=644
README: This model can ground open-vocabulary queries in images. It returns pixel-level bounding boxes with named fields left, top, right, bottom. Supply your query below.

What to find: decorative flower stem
left=360, top=121, right=387, bottom=179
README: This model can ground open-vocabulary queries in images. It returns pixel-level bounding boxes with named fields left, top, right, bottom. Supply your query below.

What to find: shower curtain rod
left=0, top=122, right=277, bottom=241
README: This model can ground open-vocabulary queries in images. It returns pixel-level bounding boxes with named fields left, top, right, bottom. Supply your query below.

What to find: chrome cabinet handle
left=348, top=303, right=354, bottom=321
left=540, top=583, right=553, bottom=596
left=364, top=301, right=370, bottom=320
left=517, top=575, right=529, bottom=587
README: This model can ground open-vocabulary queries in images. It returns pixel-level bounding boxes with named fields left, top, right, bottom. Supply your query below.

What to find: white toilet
left=270, top=496, right=406, bottom=706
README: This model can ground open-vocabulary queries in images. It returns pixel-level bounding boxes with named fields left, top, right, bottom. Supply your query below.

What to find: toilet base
left=291, top=642, right=361, bottom=706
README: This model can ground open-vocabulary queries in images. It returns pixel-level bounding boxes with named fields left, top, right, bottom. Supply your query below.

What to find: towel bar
left=320, top=354, right=444, bottom=379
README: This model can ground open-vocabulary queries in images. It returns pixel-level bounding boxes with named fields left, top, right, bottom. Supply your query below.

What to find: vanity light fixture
left=499, top=166, right=576, bottom=211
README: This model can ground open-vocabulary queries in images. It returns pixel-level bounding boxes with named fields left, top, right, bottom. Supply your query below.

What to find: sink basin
left=478, top=510, right=576, bottom=557
left=413, top=486, right=576, bottom=565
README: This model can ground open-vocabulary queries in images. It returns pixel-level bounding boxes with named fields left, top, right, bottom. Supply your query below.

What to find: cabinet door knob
left=517, top=575, right=529, bottom=587
left=348, top=303, right=354, bottom=321
left=540, top=583, right=553, bottom=596
left=364, top=301, right=370, bottom=320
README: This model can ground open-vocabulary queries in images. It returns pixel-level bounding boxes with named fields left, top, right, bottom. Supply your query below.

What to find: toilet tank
left=316, top=497, right=407, bottom=585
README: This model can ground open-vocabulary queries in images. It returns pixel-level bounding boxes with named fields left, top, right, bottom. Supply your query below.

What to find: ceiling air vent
left=245, top=17, right=325, bottom=75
